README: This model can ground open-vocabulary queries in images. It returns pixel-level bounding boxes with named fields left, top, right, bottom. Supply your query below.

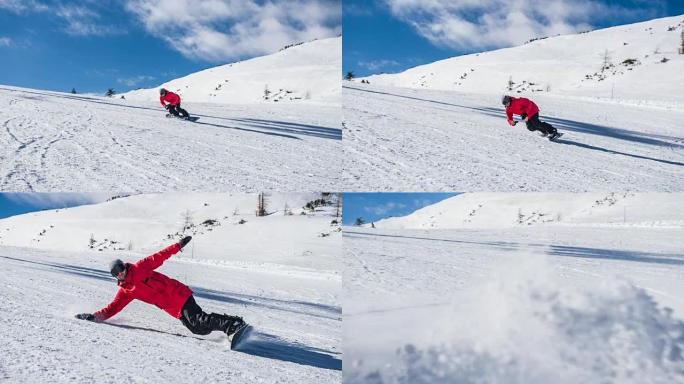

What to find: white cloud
left=0, top=37, right=11, bottom=46
left=56, top=5, right=124, bottom=36
left=358, top=59, right=400, bottom=71
left=3, top=193, right=113, bottom=211
left=117, top=75, right=156, bottom=87
left=383, top=0, right=664, bottom=50
left=0, top=0, right=48, bottom=13
left=125, top=0, right=341, bottom=62
left=364, top=202, right=406, bottom=216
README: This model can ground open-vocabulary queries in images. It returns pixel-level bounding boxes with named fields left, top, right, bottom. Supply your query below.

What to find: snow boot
left=548, top=132, right=563, bottom=141
left=225, top=316, right=245, bottom=336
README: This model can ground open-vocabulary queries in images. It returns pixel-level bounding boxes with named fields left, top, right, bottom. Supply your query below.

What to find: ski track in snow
left=342, top=84, right=684, bottom=191
left=343, top=227, right=684, bottom=384
left=0, top=246, right=341, bottom=383
left=0, top=86, right=342, bottom=192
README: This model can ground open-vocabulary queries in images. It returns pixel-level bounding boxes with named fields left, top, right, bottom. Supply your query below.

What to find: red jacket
left=160, top=91, right=181, bottom=107
left=505, top=97, right=539, bottom=125
left=94, top=243, right=192, bottom=321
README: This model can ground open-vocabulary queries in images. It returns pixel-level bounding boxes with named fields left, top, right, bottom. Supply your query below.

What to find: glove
left=508, top=120, right=517, bottom=126
left=75, top=313, right=95, bottom=321
left=179, top=236, right=192, bottom=249
left=164, top=104, right=170, bottom=110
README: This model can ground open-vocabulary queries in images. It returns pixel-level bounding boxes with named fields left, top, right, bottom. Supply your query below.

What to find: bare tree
left=180, top=209, right=194, bottom=234
left=679, top=28, right=684, bottom=54
left=335, top=193, right=342, bottom=219
left=600, top=49, right=611, bottom=73
left=256, top=193, right=268, bottom=216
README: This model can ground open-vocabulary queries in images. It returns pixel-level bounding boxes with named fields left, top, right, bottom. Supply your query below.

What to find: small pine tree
left=507, top=76, right=514, bottom=91
left=345, top=71, right=355, bottom=81
left=71, top=88, right=77, bottom=94
left=105, top=88, right=115, bottom=97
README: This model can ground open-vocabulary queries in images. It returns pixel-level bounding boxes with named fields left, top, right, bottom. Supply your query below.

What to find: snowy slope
left=0, top=85, right=342, bottom=192
left=0, top=193, right=341, bottom=383
left=362, top=16, right=684, bottom=107
left=124, top=37, right=341, bottom=106
left=372, top=192, right=684, bottom=229
left=343, top=84, right=684, bottom=191
left=344, top=194, right=684, bottom=383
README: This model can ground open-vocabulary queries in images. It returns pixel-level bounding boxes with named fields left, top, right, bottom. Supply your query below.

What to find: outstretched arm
left=76, top=288, right=133, bottom=322
left=135, top=236, right=192, bottom=271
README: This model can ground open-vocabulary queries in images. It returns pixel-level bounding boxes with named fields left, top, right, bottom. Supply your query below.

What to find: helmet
left=502, top=95, right=512, bottom=106
left=109, top=259, right=126, bottom=278
left=159, top=88, right=167, bottom=95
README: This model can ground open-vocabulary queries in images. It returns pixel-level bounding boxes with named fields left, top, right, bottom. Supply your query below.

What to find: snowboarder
left=159, top=88, right=190, bottom=119
left=75, top=236, right=246, bottom=338
left=502, top=95, right=562, bottom=140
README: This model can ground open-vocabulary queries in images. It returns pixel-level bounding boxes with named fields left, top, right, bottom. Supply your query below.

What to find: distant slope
left=124, top=37, right=341, bottom=105
left=0, top=193, right=340, bottom=271
left=373, top=193, right=684, bottom=229
left=362, top=16, right=684, bottom=106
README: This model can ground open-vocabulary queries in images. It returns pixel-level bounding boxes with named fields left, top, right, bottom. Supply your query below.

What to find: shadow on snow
left=343, top=85, right=684, bottom=153
left=234, top=327, right=341, bottom=371
left=343, top=231, right=684, bottom=266
left=0, top=86, right=340, bottom=140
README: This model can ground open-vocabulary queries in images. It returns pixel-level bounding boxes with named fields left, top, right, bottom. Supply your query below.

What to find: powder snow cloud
left=125, top=0, right=341, bottom=62
left=382, top=0, right=665, bottom=50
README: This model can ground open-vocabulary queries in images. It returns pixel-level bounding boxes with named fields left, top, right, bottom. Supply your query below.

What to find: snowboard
left=229, top=323, right=251, bottom=350
left=165, top=114, right=199, bottom=122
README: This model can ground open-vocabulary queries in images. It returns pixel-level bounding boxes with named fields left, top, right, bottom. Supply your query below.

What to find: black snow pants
left=179, top=296, right=239, bottom=335
left=167, top=103, right=189, bottom=118
left=524, top=113, right=556, bottom=135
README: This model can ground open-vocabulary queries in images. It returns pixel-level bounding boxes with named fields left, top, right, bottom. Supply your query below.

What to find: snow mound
left=123, top=37, right=341, bottom=105
left=361, top=15, right=684, bottom=107
left=345, top=256, right=684, bottom=384
left=373, top=193, right=684, bottom=229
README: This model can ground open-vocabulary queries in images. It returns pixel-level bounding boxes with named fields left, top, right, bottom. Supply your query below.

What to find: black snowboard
left=229, top=324, right=251, bottom=350
left=165, top=114, right=199, bottom=122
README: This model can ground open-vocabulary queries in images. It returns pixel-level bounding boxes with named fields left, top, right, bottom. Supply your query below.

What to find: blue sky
left=344, top=0, right=684, bottom=77
left=342, top=193, right=458, bottom=225
left=0, top=0, right=341, bottom=94
left=0, top=193, right=111, bottom=219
